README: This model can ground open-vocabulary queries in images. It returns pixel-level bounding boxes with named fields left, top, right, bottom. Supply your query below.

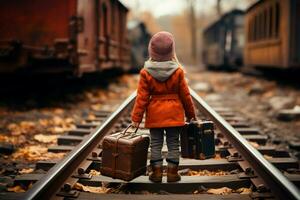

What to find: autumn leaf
left=87, top=114, right=96, bottom=120
left=74, top=183, right=110, bottom=194
left=249, top=141, right=260, bottom=148
left=7, top=185, right=26, bottom=193
left=52, top=116, right=64, bottom=125
left=19, top=168, right=34, bottom=174
left=38, top=119, right=50, bottom=127
left=34, top=134, right=57, bottom=143
left=193, top=190, right=199, bottom=194
left=7, top=121, right=35, bottom=136
left=65, top=118, right=74, bottom=124
left=214, top=153, right=222, bottom=160
left=48, top=126, right=65, bottom=134
left=28, top=182, right=33, bottom=190
left=187, top=169, right=229, bottom=176
left=53, top=108, right=64, bottom=114
left=0, top=135, right=26, bottom=145
left=89, top=170, right=101, bottom=176
left=207, top=187, right=232, bottom=195
left=42, top=116, right=76, bottom=134
left=85, top=92, right=101, bottom=103
left=7, top=123, right=21, bottom=136
left=91, top=104, right=102, bottom=111
left=263, top=155, right=273, bottom=160
left=12, top=145, right=65, bottom=161
left=235, top=187, right=252, bottom=194
left=0, top=135, right=9, bottom=142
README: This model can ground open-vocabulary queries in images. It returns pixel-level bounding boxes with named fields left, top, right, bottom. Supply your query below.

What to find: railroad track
left=2, top=89, right=300, bottom=200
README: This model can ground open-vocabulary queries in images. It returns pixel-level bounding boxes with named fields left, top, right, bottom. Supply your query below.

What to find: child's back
left=131, top=31, right=196, bottom=183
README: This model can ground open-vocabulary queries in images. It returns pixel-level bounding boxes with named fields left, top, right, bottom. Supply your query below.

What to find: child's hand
left=131, top=122, right=140, bottom=128
left=187, top=117, right=197, bottom=122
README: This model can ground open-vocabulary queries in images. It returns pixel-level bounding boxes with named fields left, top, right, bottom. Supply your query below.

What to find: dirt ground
left=0, top=74, right=138, bottom=179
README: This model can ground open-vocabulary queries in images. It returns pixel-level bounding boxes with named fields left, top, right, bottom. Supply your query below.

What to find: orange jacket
left=131, top=67, right=196, bottom=128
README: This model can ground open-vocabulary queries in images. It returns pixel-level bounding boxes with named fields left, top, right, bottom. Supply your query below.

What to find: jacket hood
left=144, top=60, right=179, bottom=82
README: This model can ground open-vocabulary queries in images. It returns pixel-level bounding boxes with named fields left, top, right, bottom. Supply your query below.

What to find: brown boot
left=149, top=165, right=162, bottom=183
left=167, top=165, right=181, bottom=182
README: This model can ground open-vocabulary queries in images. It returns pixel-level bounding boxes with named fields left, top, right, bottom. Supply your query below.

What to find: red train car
left=0, top=0, right=130, bottom=76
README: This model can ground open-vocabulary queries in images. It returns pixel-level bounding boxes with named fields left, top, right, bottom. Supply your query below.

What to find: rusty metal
left=0, top=0, right=130, bottom=76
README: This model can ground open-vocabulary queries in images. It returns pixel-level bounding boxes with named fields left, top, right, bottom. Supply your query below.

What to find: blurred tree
left=124, top=0, right=257, bottom=65
left=172, top=12, right=191, bottom=63
left=187, top=0, right=197, bottom=65
left=216, top=0, right=222, bottom=17
left=139, top=11, right=162, bottom=34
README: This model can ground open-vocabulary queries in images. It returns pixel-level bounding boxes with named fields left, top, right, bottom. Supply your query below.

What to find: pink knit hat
left=148, top=31, right=175, bottom=62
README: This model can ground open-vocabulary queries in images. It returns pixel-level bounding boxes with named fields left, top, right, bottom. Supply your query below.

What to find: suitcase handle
left=122, top=124, right=139, bottom=136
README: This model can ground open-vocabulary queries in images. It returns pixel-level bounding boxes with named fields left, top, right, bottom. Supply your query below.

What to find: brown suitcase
left=100, top=125, right=150, bottom=181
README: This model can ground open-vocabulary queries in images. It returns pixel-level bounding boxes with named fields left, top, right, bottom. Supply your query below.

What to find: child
left=131, top=31, right=196, bottom=182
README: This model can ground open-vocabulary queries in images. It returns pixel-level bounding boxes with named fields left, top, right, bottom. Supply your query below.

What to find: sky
left=120, top=0, right=255, bottom=18
left=120, top=0, right=192, bottom=17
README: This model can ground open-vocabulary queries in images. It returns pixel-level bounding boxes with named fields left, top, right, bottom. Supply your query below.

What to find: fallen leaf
left=53, top=116, right=64, bottom=126
left=214, top=153, right=222, bottom=160
left=39, top=119, right=50, bottom=127
left=19, top=168, right=34, bottom=174
left=235, top=187, right=252, bottom=194
left=7, top=185, right=26, bottom=193
left=193, top=190, right=199, bottom=194
left=7, top=123, right=18, bottom=130
left=53, top=108, right=64, bottom=114
left=20, top=121, right=35, bottom=129
left=74, top=183, right=110, bottom=194
left=0, top=135, right=9, bottom=142
left=34, top=134, right=57, bottom=143
left=91, top=104, right=102, bottom=111
left=44, top=116, right=75, bottom=134
left=89, top=170, right=100, bottom=176
left=7, top=123, right=21, bottom=136
left=0, top=135, right=26, bottom=145
left=12, top=145, right=65, bottom=161
left=85, top=92, right=95, bottom=101
left=187, top=169, right=229, bottom=176
left=87, top=114, right=96, bottom=120
left=263, top=155, right=273, bottom=160
left=249, top=141, right=260, bottom=148
left=48, top=126, right=65, bottom=134
left=207, top=187, right=232, bottom=195
left=7, top=121, right=35, bottom=136
left=28, top=182, right=33, bottom=189
left=65, top=118, right=74, bottom=124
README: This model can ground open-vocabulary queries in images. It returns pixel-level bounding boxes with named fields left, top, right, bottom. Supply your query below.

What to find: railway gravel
left=188, top=68, right=300, bottom=142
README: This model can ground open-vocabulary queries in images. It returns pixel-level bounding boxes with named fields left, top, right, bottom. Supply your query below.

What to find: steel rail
left=23, top=91, right=137, bottom=200
left=23, top=89, right=300, bottom=200
left=190, top=88, right=300, bottom=200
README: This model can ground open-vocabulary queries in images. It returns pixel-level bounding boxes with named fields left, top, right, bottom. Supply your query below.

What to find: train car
left=0, top=0, right=130, bottom=76
left=127, top=20, right=151, bottom=72
left=202, top=9, right=245, bottom=70
left=244, top=0, right=300, bottom=69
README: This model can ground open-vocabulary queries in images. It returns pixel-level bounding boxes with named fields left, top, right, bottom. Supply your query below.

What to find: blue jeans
left=149, top=127, right=182, bottom=167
